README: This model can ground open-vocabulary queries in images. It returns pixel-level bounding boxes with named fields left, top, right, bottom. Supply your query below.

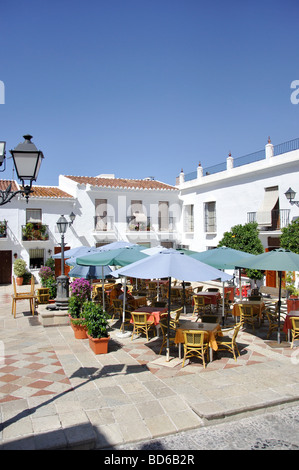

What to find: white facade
left=1, top=136, right=299, bottom=284
left=178, top=138, right=299, bottom=252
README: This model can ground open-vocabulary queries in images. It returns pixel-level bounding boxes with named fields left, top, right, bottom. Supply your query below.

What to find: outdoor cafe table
left=174, top=319, right=222, bottom=362
left=193, top=291, right=221, bottom=305
left=283, top=310, right=299, bottom=341
left=232, top=300, right=265, bottom=322
left=130, top=306, right=168, bottom=336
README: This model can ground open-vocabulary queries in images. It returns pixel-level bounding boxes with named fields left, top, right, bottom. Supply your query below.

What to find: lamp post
left=55, top=213, right=76, bottom=309
left=285, top=187, right=299, bottom=207
left=0, top=135, right=44, bottom=205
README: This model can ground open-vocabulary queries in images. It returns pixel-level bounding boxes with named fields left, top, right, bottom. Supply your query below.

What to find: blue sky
left=1, top=0, right=299, bottom=187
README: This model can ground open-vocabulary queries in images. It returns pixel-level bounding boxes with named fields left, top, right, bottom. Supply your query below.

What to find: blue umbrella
left=112, top=249, right=232, bottom=360
left=68, top=264, right=112, bottom=280
left=52, top=246, right=99, bottom=259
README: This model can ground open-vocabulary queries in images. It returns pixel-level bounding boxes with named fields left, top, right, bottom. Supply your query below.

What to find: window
left=128, top=200, right=147, bottom=230
left=158, top=201, right=169, bottom=231
left=95, top=199, right=108, bottom=231
left=29, top=248, right=45, bottom=269
left=204, top=202, right=216, bottom=232
left=26, top=209, right=42, bottom=223
left=184, top=205, right=194, bottom=232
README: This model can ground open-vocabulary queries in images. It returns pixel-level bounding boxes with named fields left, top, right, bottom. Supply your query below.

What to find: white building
left=0, top=136, right=299, bottom=286
left=178, top=137, right=299, bottom=253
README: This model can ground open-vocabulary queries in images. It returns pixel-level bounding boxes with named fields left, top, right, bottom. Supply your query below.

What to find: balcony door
left=95, top=199, right=108, bottom=231
left=158, top=201, right=169, bottom=231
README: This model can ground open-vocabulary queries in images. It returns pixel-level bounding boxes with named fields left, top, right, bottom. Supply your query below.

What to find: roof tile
left=64, top=175, right=178, bottom=191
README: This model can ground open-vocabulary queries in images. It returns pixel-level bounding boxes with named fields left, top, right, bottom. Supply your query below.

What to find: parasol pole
left=222, top=281, right=225, bottom=326
left=277, top=271, right=282, bottom=344
left=182, top=280, right=186, bottom=314
left=102, top=266, right=105, bottom=312
left=166, top=276, right=171, bottom=362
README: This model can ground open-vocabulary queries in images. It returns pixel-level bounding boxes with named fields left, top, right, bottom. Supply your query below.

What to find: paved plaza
left=1, top=283, right=299, bottom=450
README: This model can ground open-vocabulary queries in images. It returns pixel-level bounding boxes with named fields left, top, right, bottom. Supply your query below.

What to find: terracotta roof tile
left=30, top=186, right=73, bottom=198
left=64, top=175, right=178, bottom=191
left=0, top=180, right=19, bottom=192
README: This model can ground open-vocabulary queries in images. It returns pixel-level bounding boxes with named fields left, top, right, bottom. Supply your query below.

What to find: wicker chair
left=291, top=317, right=299, bottom=348
left=216, top=322, right=241, bottom=361
left=112, top=299, right=123, bottom=320
left=131, top=312, right=155, bottom=341
left=182, top=330, right=209, bottom=368
left=239, top=304, right=259, bottom=331
left=193, top=296, right=211, bottom=320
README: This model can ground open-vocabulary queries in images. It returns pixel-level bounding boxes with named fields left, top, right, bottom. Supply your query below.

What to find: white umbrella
left=112, top=249, right=232, bottom=360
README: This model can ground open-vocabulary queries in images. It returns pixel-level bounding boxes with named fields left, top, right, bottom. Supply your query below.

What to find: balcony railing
left=127, top=216, right=152, bottom=231
left=247, top=209, right=290, bottom=230
left=94, top=216, right=114, bottom=231
left=0, top=220, right=7, bottom=238
left=22, top=223, right=49, bottom=241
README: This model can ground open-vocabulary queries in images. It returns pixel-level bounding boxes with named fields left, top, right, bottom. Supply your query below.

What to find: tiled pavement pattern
left=1, top=283, right=299, bottom=449
left=0, top=351, right=72, bottom=403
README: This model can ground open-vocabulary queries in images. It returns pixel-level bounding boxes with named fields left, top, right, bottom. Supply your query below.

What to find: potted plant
left=13, top=258, right=27, bottom=285
left=83, top=301, right=110, bottom=354
left=68, top=279, right=92, bottom=339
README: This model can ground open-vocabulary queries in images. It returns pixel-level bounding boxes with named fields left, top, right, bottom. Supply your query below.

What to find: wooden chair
left=170, top=307, right=183, bottom=327
left=239, top=304, right=259, bottom=331
left=131, top=312, right=155, bottom=341
left=290, top=317, right=299, bottom=348
left=216, top=322, right=241, bottom=361
left=12, top=276, right=36, bottom=318
left=265, top=308, right=279, bottom=339
left=111, top=299, right=123, bottom=320
left=193, top=296, right=211, bottom=320
left=182, top=330, right=209, bottom=368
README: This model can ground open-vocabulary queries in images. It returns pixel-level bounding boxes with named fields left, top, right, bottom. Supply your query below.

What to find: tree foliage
left=218, top=222, right=264, bottom=280
left=280, top=218, right=299, bottom=254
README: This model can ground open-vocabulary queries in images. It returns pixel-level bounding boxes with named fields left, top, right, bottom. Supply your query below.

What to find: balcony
left=247, top=209, right=290, bottom=231
left=127, top=216, right=151, bottom=232
left=0, top=220, right=7, bottom=238
left=94, top=215, right=114, bottom=232
left=22, top=223, right=49, bottom=241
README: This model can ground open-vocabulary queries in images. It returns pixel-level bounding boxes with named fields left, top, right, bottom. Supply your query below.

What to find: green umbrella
left=76, top=246, right=147, bottom=267
left=190, top=246, right=254, bottom=269
left=236, top=248, right=299, bottom=343
left=76, top=246, right=148, bottom=332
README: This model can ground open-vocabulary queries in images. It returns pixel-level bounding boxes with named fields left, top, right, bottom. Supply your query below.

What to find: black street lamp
left=0, top=135, right=44, bottom=205
left=55, top=213, right=76, bottom=309
left=285, top=187, right=299, bottom=207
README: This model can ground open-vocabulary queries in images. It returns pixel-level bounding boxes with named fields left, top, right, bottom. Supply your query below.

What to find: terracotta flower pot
left=88, top=334, right=110, bottom=354
left=70, top=320, right=88, bottom=339
left=16, top=277, right=23, bottom=286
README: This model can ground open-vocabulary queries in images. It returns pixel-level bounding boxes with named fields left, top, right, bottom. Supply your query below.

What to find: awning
left=256, top=188, right=278, bottom=226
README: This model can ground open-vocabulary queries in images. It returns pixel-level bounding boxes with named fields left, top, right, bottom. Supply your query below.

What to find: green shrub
left=83, top=302, right=110, bottom=339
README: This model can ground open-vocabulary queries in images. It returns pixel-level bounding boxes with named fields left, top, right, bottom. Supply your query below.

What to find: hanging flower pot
left=87, top=334, right=110, bottom=354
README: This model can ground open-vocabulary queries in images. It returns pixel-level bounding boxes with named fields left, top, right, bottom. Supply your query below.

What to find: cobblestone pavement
left=114, top=404, right=299, bottom=450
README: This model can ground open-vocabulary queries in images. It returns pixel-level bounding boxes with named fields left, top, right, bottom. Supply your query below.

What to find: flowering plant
left=39, top=266, right=53, bottom=284
left=68, top=279, right=92, bottom=322
left=70, top=278, right=92, bottom=302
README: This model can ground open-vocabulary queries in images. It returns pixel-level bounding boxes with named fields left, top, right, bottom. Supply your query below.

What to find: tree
left=218, top=222, right=264, bottom=280
left=280, top=218, right=299, bottom=254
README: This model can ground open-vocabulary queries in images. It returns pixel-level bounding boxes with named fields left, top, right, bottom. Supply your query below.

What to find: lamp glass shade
left=0, top=141, right=6, bottom=166
left=57, top=215, right=68, bottom=234
left=285, top=187, right=296, bottom=201
left=10, top=135, right=44, bottom=183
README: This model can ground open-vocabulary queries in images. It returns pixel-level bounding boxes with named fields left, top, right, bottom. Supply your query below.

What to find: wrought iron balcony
left=22, top=223, right=49, bottom=241
left=247, top=209, right=290, bottom=231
